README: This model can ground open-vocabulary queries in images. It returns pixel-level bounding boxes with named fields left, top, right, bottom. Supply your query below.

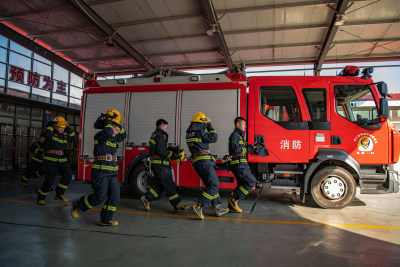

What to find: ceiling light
left=334, top=15, right=347, bottom=26
left=206, top=25, right=219, bottom=36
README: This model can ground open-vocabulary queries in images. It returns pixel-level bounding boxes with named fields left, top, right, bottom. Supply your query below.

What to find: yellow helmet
left=105, top=109, right=125, bottom=125
left=191, top=112, right=207, bottom=123
left=54, top=116, right=68, bottom=128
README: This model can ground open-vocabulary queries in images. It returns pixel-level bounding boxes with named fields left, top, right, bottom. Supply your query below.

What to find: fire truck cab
left=79, top=66, right=399, bottom=209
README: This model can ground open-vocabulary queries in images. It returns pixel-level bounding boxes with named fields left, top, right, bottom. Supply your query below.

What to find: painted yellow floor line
left=1, top=198, right=399, bottom=230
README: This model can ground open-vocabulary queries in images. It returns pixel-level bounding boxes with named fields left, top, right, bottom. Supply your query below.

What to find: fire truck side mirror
left=379, top=98, right=389, bottom=118
left=376, top=82, right=388, bottom=97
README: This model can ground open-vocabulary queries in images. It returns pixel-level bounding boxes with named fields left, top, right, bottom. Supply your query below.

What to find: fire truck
left=78, top=66, right=399, bottom=209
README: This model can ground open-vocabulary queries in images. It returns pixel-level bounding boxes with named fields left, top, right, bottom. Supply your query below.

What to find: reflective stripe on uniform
left=92, top=164, right=119, bottom=171
left=35, top=170, right=40, bottom=176
left=239, top=186, right=249, bottom=195
left=118, top=129, right=125, bottom=134
left=22, top=176, right=29, bottom=181
left=209, top=130, right=216, bottom=134
left=149, top=188, right=159, bottom=198
left=151, top=160, right=170, bottom=166
left=84, top=195, right=93, bottom=208
left=168, top=194, right=179, bottom=201
left=52, top=136, right=67, bottom=144
left=149, top=139, right=156, bottom=145
left=167, top=151, right=172, bottom=158
left=238, top=140, right=244, bottom=144
left=186, top=138, right=202, bottom=143
left=103, top=205, right=117, bottom=211
left=38, top=189, right=48, bottom=196
left=105, top=124, right=113, bottom=129
left=57, top=183, right=68, bottom=189
left=43, top=156, right=67, bottom=162
left=242, top=147, right=246, bottom=154
left=32, top=156, right=43, bottom=163
left=229, top=158, right=248, bottom=165
left=213, top=193, right=220, bottom=199
left=202, top=191, right=213, bottom=200
left=106, top=141, right=117, bottom=147
left=69, top=131, right=76, bottom=137
left=46, top=126, right=54, bottom=131
left=191, top=155, right=214, bottom=163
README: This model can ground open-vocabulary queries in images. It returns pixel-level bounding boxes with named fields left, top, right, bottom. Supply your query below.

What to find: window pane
left=335, top=85, right=379, bottom=124
left=8, top=81, right=30, bottom=93
left=0, top=116, right=13, bottom=124
left=31, top=120, right=43, bottom=127
left=53, top=93, right=68, bottom=102
left=0, top=62, right=6, bottom=78
left=32, top=108, right=43, bottom=120
left=10, top=41, right=31, bottom=56
left=70, top=97, right=81, bottom=107
left=260, top=86, right=301, bottom=122
left=16, top=106, right=30, bottom=119
left=0, top=102, right=14, bottom=117
left=17, top=119, right=30, bottom=126
left=0, top=35, right=7, bottom=48
left=67, top=113, right=74, bottom=124
left=302, top=88, right=327, bottom=122
left=75, top=115, right=80, bottom=125
left=9, top=52, right=31, bottom=70
left=70, top=85, right=82, bottom=99
left=32, top=87, right=50, bottom=98
left=0, top=47, right=6, bottom=63
left=33, top=53, right=51, bottom=65
left=70, top=73, right=83, bottom=87
left=53, top=64, right=68, bottom=83
left=33, top=60, right=51, bottom=77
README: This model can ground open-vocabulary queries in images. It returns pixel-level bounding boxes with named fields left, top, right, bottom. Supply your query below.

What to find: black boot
left=213, top=204, right=229, bottom=217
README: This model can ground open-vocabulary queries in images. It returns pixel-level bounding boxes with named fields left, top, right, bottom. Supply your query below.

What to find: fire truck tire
left=129, top=164, right=157, bottom=198
left=310, top=166, right=356, bottom=209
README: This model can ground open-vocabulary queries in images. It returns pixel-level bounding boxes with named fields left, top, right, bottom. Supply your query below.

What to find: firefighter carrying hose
left=37, top=116, right=77, bottom=205
left=186, top=112, right=229, bottom=219
left=71, top=109, right=126, bottom=226
left=21, top=135, right=45, bottom=186
left=227, top=117, right=257, bottom=213
left=140, top=119, right=188, bottom=212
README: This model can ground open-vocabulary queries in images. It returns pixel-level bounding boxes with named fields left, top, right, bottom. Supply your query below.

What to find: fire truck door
left=330, top=84, right=389, bottom=164
left=254, top=85, right=310, bottom=163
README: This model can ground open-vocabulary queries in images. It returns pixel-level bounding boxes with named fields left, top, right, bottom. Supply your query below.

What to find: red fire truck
left=78, top=66, right=399, bottom=209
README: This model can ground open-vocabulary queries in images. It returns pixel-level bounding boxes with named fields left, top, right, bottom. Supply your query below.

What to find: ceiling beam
left=67, top=0, right=154, bottom=71
left=0, top=22, right=88, bottom=78
left=68, top=37, right=400, bottom=64
left=0, top=5, right=71, bottom=21
left=197, top=0, right=233, bottom=68
left=314, top=0, right=351, bottom=75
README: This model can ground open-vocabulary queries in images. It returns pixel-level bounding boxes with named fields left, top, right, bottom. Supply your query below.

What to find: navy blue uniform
left=21, top=140, right=44, bottom=183
left=145, top=128, right=182, bottom=206
left=186, top=122, right=220, bottom=206
left=38, top=122, right=77, bottom=200
left=229, top=128, right=256, bottom=199
left=77, top=117, right=126, bottom=221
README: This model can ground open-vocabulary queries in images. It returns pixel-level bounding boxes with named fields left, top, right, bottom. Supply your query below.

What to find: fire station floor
left=0, top=171, right=399, bottom=267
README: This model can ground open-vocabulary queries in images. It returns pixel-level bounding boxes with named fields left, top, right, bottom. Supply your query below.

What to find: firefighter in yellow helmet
left=71, top=109, right=126, bottom=226
left=140, top=119, right=188, bottom=212
left=37, top=116, right=77, bottom=205
left=186, top=112, right=229, bottom=219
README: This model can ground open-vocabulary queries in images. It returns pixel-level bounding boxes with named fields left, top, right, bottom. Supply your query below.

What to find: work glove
left=172, top=149, right=185, bottom=162
left=65, top=126, right=73, bottom=134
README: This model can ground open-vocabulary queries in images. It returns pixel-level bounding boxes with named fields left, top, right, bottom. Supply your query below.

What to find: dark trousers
left=22, top=159, right=43, bottom=182
left=38, top=161, right=72, bottom=200
left=193, top=159, right=221, bottom=207
left=230, top=163, right=256, bottom=199
left=145, top=164, right=181, bottom=206
left=78, top=170, right=120, bottom=221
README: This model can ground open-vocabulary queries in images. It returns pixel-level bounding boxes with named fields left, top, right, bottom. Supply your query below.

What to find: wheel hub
left=321, top=176, right=346, bottom=200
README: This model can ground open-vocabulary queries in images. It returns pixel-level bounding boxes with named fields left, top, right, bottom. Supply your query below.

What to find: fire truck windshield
left=335, top=85, right=380, bottom=126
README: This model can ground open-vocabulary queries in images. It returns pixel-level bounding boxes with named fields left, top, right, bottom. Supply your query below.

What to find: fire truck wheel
left=129, top=164, right=158, bottom=198
left=310, top=166, right=356, bottom=209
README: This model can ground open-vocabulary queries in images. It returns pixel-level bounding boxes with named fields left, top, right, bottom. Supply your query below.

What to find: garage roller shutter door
left=180, top=89, right=239, bottom=158
left=128, top=91, right=177, bottom=145
left=82, top=93, right=127, bottom=158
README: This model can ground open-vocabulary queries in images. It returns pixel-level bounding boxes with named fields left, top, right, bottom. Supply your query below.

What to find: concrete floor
left=0, top=171, right=399, bottom=267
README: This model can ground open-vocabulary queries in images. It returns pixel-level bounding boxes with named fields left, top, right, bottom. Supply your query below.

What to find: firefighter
left=227, top=117, right=257, bottom=213
left=37, top=116, right=77, bottom=205
left=140, top=119, right=188, bottom=212
left=21, top=136, right=45, bottom=186
left=71, top=109, right=126, bottom=227
left=186, top=112, right=229, bottom=219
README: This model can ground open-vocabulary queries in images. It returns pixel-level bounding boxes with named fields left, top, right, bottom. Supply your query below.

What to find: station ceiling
left=1, top=0, right=399, bottom=76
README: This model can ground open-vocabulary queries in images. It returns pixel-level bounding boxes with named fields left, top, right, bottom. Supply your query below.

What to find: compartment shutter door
left=82, top=93, right=127, bottom=158
left=129, top=91, right=177, bottom=145
left=180, top=89, right=239, bottom=158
